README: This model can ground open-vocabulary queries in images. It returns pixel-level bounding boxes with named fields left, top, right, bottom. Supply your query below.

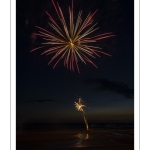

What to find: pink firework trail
left=31, top=0, right=115, bottom=73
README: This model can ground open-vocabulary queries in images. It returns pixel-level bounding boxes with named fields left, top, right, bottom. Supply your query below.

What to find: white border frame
left=0, top=0, right=11, bottom=150
left=140, top=0, right=150, bottom=150
left=11, top=0, right=16, bottom=150
left=9, top=0, right=141, bottom=149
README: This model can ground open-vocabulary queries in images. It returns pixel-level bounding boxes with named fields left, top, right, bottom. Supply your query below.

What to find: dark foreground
left=16, top=128, right=134, bottom=150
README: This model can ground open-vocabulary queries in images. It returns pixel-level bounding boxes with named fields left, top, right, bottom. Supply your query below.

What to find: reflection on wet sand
left=16, top=129, right=134, bottom=150
left=75, top=133, right=89, bottom=147
left=85, top=133, right=89, bottom=140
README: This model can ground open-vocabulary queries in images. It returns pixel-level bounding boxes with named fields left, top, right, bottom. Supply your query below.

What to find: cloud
left=18, top=98, right=72, bottom=104
left=84, top=78, right=134, bottom=98
left=35, top=99, right=54, bottom=103
left=21, top=99, right=54, bottom=103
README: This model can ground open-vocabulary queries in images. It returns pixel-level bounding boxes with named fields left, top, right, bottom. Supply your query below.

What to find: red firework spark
left=31, top=0, right=115, bottom=73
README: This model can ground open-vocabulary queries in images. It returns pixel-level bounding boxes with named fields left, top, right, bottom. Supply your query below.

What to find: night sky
left=16, top=0, right=134, bottom=125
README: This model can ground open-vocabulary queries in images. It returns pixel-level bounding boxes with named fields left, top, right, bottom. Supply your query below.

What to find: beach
left=17, top=128, right=134, bottom=150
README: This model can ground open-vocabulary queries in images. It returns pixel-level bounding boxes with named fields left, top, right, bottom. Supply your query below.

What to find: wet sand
left=16, top=128, right=134, bottom=150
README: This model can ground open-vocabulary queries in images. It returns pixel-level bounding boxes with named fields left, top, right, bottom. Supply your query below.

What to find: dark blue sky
left=16, top=0, right=134, bottom=124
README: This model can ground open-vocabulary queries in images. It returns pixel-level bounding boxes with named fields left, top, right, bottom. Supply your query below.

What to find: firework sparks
left=74, top=98, right=89, bottom=131
left=31, top=0, right=115, bottom=73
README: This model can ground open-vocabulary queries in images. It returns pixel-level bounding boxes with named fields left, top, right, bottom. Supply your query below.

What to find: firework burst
left=31, top=0, right=115, bottom=73
left=74, top=98, right=89, bottom=131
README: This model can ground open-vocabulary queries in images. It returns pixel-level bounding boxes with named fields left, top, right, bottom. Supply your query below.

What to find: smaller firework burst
left=74, top=98, right=89, bottom=130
